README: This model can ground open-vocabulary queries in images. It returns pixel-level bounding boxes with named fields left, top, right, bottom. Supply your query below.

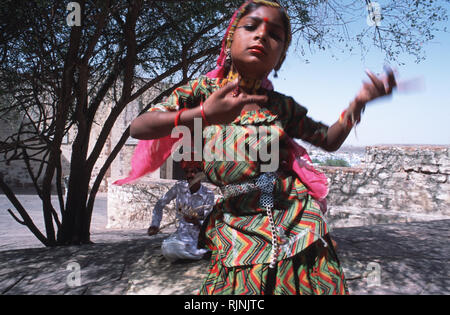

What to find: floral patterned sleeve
left=284, top=96, right=329, bottom=148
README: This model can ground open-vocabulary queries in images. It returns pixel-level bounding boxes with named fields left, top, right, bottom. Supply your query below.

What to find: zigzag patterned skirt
left=198, top=170, right=349, bottom=295
left=199, top=235, right=348, bottom=295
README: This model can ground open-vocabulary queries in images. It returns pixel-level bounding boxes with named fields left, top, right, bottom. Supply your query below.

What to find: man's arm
left=150, top=183, right=178, bottom=229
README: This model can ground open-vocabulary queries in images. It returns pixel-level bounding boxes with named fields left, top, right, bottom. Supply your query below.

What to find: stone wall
left=107, top=145, right=449, bottom=229
left=323, top=145, right=449, bottom=227
left=107, top=179, right=175, bottom=229
left=0, top=110, right=70, bottom=191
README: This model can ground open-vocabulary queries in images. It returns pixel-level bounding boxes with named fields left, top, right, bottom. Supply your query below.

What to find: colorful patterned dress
left=150, top=75, right=348, bottom=295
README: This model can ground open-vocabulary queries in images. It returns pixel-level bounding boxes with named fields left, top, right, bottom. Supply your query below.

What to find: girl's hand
left=184, top=215, right=201, bottom=226
left=201, top=80, right=268, bottom=125
left=355, top=67, right=397, bottom=104
left=350, top=67, right=397, bottom=122
left=147, top=226, right=159, bottom=236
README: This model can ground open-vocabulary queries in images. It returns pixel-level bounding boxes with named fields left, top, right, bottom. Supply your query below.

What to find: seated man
left=147, top=160, right=214, bottom=262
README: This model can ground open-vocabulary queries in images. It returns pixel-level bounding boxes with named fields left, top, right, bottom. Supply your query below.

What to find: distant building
left=298, top=139, right=365, bottom=167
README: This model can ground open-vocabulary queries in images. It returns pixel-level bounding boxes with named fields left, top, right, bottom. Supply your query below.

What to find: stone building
left=0, top=85, right=185, bottom=193
left=0, top=105, right=73, bottom=191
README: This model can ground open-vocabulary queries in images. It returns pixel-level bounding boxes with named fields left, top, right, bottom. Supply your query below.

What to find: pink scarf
left=112, top=135, right=181, bottom=185
left=286, top=138, right=328, bottom=212
left=205, top=0, right=273, bottom=89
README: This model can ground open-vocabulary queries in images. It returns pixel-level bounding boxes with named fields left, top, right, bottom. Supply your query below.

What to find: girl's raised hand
left=202, top=80, right=268, bottom=125
left=355, top=67, right=397, bottom=105
left=349, top=67, right=397, bottom=122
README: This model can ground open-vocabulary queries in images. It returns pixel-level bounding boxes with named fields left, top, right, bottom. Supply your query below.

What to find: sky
left=272, top=11, right=450, bottom=147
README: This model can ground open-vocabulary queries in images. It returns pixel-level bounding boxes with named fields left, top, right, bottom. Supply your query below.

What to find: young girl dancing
left=127, top=0, right=396, bottom=295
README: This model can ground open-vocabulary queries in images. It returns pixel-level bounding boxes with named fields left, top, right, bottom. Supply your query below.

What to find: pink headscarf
left=205, top=0, right=278, bottom=89
left=206, top=0, right=273, bottom=90
left=204, top=1, right=243, bottom=81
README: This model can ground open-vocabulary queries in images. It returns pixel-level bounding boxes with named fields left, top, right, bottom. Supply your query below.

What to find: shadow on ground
left=0, top=220, right=449, bottom=295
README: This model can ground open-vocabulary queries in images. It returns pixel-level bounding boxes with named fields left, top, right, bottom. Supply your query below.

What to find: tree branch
left=7, top=209, right=25, bottom=225
left=86, top=81, right=184, bottom=215
left=0, top=176, right=51, bottom=246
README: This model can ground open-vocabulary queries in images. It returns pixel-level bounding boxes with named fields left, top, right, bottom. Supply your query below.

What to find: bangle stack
left=174, top=103, right=211, bottom=127
left=339, top=110, right=354, bottom=130
left=174, top=105, right=211, bottom=128
left=174, top=108, right=187, bottom=127
left=200, top=102, right=210, bottom=126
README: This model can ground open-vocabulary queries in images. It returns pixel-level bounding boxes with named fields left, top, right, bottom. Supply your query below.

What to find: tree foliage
left=280, top=0, right=449, bottom=63
left=0, top=0, right=447, bottom=246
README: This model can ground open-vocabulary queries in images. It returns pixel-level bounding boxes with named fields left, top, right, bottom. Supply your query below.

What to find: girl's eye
left=269, top=31, right=282, bottom=41
left=243, top=24, right=257, bottom=31
left=242, top=24, right=284, bottom=42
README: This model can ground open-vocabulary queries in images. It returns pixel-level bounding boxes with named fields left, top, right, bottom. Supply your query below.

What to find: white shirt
left=150, top=181, right=214, bottom=259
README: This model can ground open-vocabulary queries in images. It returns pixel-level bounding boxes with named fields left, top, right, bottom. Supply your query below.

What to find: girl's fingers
left=362, top=81, right=378, bottom=96
left=235, top=92, right=268, bottom=107
left=219, top=79, right=239, bottom=97
left=385, top=68, right=397, bottom=94
left=365, top=69, right=386, bottom=95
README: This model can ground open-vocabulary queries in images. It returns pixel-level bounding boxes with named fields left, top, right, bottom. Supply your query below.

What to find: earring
left=225, top=49, right=232, bottom=68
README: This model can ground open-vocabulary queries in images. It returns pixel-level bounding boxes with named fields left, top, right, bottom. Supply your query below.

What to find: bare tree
left=0, top=0, right=241, bottom=245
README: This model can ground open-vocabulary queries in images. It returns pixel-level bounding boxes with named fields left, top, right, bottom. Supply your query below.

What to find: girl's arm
left=321, top=69, right=397, bottom=152
left=130, top=107, right=202, bottom=140
left=130, top=79, right=267, bottom=140
left=130, top=79, right=202, bottom=139
left=320, top=99, right=364, bottom=152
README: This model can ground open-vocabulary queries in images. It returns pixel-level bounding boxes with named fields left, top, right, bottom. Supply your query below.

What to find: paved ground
left=0, top=194, right=449, bottom=295
left=0, top=193, right=108, bottom=251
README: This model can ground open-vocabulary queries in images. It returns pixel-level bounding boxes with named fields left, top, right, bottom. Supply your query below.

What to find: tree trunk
left=57, top=171, right=91, bottom=245
left=57, top=120, right=92, bottom=245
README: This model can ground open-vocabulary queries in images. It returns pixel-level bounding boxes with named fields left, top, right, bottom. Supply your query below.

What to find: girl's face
left=230, top=6, right=286, bottom=79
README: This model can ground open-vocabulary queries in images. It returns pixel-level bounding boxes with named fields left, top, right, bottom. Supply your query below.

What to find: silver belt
left=220, top=172, right=279, bottom=268
left=220, top=172, right=275, bottom=201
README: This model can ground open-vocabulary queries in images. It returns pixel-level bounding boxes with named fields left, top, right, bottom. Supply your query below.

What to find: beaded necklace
left=226, top=69, right=263, bottom=96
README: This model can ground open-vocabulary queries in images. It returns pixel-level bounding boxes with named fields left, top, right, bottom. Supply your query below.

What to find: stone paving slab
left=0, top=219, right=448, bottom=295
left=0, top=193, right=108, bottom=251
left=332, top=219, right=450, bottom=295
